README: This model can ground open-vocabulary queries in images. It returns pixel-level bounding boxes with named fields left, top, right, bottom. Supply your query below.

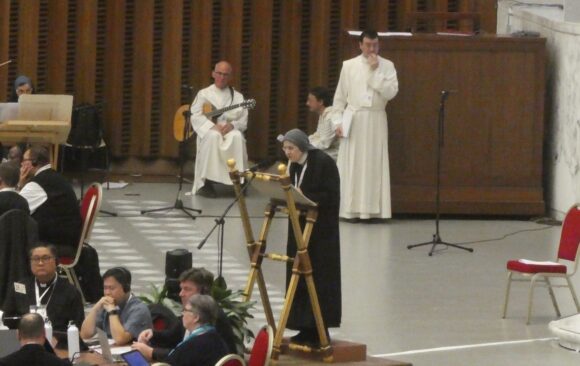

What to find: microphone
left=181, top=84, right=195, bottom=90
left=248, top=157, right=278, bottom=172
left=441, top=89, right=458, bottom=95
left=0, top=59, right=13, bottom=68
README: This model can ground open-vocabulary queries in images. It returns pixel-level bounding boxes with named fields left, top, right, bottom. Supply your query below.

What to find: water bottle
left=44, top=318, right=53, bottom=345
left=67, top=321, right=80, bottom=361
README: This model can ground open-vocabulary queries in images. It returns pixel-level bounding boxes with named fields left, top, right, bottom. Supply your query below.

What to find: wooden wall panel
left=0, top=0, right=499, bottom=166
left=46, top=0, right=68, bottom=93
left=17, top=1, right=39, bottom=81
left=0, top=0, right=10, bottom=101
left=245, top=0, right=272, bottom=158
left=130, top=0, right=154, bottom=156
left=159, top=0, right=182, bottom=157
left=103, top=0, right=125, bottom=156
left=75, top=0, right=97, bottom=103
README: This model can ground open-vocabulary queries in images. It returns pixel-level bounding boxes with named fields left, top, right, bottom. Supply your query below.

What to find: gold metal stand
left=228, top=160, right=333, bottom=362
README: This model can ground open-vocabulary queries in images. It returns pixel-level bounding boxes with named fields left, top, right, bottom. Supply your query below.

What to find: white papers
left=347, top=30, right=413, bottom=37
left=341, top=109, right=353, bottom=138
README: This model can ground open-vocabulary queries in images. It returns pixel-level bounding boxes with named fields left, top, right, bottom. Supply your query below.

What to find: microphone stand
left=141, top=88, right=202, bottom=219
left=407, top=90, right=473, bottom=256
left=197, top=173, right=255, bottom=281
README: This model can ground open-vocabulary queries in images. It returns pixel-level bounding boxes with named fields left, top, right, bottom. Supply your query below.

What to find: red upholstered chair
left=214, top=354, right=246, bottom=366
left=59, top=182, right=103, bottom=303
left=247, top=325, right=273, bottom=366
left=502, top=204, right=580, bottom=324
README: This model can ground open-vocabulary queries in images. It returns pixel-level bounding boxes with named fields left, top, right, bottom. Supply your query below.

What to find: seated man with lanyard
left=132, top=268, right=237, bottom=362
left=80, top=267, right=151, bottom=345
left=1, top=244, right=85, bottom=333
left=18, top=146, right=81, bottom=257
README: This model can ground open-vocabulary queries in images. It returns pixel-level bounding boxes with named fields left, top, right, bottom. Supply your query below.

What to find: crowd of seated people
left=0, top=143, right=244, bottom=364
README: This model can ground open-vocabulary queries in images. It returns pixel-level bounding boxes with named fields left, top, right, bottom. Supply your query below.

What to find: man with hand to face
left=80, top=267, right=151, bottom=345
left=333, top=29, right=399, bottom=221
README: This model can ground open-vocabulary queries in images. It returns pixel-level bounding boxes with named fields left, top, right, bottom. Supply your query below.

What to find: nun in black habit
left=281, top=129, right=341, bottom=346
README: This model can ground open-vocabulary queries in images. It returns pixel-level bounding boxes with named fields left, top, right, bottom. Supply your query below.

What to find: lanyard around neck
left=293, top=162, right=307, bottom=188
left=35, top=276, right=57, bottom=307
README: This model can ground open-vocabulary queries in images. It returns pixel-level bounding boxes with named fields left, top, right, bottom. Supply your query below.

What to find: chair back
left=557, top=204, right=580, bottom=263
left=247, top=325, right=273, bottom=366
left=0, top=209, right=38, bottom=308
left=62, top=183, right=102, bottom=267
left=215, top=354, right=245, bottom=366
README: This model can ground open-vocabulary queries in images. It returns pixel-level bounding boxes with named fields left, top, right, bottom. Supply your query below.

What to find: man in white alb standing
left=333, top=30, right=399, bottom=220
left=190, top=61, right=248, bottom=197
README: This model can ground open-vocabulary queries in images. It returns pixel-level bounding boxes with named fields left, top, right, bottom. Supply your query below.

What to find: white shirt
left=19, top=164, right=51, bottom=214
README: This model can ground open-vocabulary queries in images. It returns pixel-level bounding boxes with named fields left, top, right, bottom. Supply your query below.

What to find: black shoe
left=197, top=183, right=217, bottom=198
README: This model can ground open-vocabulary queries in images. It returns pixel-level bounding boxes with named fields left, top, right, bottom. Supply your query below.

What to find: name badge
left=14, top=282, right=26, bottom=294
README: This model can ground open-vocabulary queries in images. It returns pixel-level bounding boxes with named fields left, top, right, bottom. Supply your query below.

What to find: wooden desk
left=344, top=33, right=546, bottom=215
left=54, top=348, right=124, bottom=365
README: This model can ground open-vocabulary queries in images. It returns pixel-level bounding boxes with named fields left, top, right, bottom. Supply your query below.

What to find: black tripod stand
left=197, top=174, right=254, bottom=283
left=407, top=90, right=473, bottom=256
left=141, top=104, right=202, bottom=220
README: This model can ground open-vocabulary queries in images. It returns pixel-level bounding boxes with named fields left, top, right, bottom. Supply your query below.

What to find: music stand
left=140, top=103, right=201, bottom=219
left=407, top=90, right=473, bottom=256
left=228, top=161, right=333, bottom=362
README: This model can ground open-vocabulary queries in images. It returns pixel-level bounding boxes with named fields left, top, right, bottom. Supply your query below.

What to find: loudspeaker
left=165, top=249, right=192, bottom=278
left=164, top=277, right=181, bottom=302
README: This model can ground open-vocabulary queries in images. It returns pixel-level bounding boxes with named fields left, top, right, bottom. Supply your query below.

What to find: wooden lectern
left=228, top=160, right=333, bottom=362
left=0, top=94, right=73, bottom=168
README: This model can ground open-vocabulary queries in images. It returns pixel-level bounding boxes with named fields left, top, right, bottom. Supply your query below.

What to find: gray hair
left=187, top=294, right=218, bottom=325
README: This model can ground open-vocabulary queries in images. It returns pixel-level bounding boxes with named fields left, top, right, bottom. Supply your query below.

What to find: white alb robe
left=333, top=54, right=398, bottom=219
left=190, top=84, right=248, bottom=193
left=308, top=106, right=341, bottom=161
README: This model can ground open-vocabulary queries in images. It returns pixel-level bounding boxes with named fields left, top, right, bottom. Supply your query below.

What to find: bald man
left=190, top=61, right=249, bottom=198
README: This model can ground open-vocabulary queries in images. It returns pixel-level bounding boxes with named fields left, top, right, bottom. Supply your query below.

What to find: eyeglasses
left=30, top=255, right=54, bottom=264
left=213, top=71, right=231, bottom=77
left=182, top=308, right=194, bottom=314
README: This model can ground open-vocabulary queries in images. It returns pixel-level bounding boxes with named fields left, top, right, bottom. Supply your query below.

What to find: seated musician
left=81, top=267, right=152, bottom=346
left=190, top=60, right=248, bottom=198
left=17, top=146, right=81, bottom=257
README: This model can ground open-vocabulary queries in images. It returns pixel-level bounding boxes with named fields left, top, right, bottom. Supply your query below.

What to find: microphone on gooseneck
left=248, top=157, right=278, bottom=172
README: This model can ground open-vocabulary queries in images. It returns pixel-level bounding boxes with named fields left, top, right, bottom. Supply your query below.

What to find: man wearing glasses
left=190, top=61, right=249, bottom=198
left=18, top=146, right=81, bottom=257
left=1, top=244, right=85, bottom=333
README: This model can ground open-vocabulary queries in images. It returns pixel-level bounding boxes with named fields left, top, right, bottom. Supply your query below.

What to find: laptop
left=95, top=327, right=115, bottom=362
left=121, top=349, right=149, bottom=366
left=0, top=329, right=20, bottom=357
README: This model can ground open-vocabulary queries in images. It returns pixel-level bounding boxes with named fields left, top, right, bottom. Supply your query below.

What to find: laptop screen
left=0, top=330, right=20, bottom=357
left=121, top=350, right=149, bottom=366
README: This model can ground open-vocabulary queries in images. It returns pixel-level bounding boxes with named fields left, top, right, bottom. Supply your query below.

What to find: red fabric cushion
left=507, top=259, right=567, bottom=274
left=248, top=327, right=270, bottom=366
left=59, top=256, right=74, bottom=265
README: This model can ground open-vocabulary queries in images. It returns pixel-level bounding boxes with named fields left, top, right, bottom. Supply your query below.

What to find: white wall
left=497, top=0, right=580, bottom=219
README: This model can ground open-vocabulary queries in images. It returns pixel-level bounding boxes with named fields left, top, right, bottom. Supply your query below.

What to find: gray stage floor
left=88, top=182, right=580, bottom=366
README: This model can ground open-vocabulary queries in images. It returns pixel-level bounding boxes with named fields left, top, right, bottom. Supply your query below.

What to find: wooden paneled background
left=0, top=0, right=497, bottom=167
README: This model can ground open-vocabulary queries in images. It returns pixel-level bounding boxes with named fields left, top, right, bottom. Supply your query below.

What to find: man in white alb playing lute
left=190, top=61, right=249, bottom=197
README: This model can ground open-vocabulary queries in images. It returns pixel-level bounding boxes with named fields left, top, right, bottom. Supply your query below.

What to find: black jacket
left=0, top=344, right=71, bottom=366
left=0, top=191, right=29, bottom=217
left=1, top=275, right=85, bottom=332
